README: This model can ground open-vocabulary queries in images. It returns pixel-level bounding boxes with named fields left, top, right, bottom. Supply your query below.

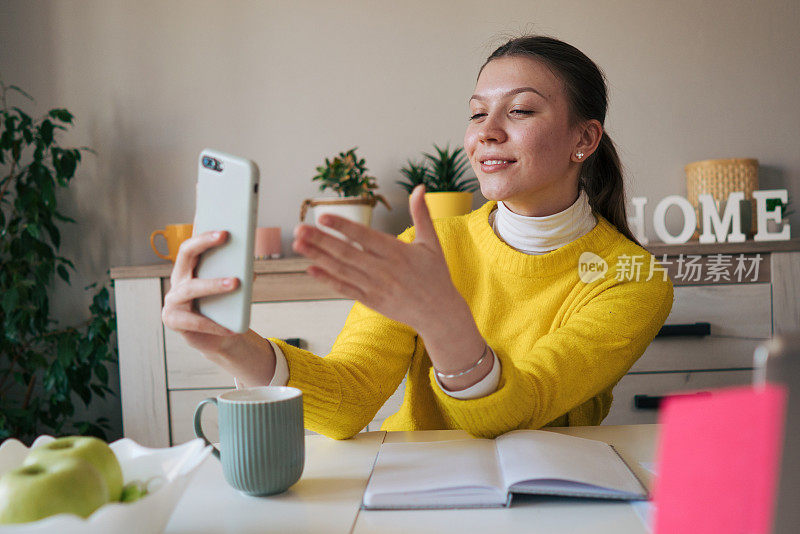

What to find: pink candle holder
left=255, top=227, right=282, bottom=259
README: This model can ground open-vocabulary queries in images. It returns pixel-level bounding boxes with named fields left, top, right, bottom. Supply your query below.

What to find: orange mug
left=150, top=224, right=193, bottom=262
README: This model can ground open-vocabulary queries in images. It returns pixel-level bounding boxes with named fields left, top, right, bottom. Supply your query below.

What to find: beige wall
left=2, top=0, right=799, bottom=437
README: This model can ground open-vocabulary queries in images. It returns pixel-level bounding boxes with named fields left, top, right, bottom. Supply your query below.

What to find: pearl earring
left=576, top=152, right=584, bottom=159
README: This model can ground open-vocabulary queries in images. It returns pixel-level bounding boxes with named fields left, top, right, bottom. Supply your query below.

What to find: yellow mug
left=150, top=224, right=193, bottom=262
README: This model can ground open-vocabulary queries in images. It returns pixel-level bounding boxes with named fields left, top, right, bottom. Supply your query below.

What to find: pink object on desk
left=652, top=384, right=787, bottom=534
left=255, top=227, right=282, bottom=259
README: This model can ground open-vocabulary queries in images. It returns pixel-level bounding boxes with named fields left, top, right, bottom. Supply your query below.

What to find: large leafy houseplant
left=0, top=79, right=118, bottom=444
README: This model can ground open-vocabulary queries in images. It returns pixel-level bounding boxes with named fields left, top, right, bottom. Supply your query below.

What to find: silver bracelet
left=434, top=342, right=489, bottom=380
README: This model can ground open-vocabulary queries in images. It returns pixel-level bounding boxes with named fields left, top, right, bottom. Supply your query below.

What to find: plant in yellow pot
left=397, top=144, right=478, bottom=219
left=300, top=147, right=390, bottom=233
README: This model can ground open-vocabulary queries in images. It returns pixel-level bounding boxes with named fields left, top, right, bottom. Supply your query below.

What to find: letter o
left=653, top=195, right=697, bottom=244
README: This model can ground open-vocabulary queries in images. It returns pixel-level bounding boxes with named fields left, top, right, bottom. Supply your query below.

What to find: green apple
left=119, top=480, right=146, bottom=503
left=0, top=457, right=109, bottom=524
left=24, top=436, right=123, bottom=501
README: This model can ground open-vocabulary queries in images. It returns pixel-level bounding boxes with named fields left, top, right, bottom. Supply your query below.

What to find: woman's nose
left=477, top=115, right=507, bottom=144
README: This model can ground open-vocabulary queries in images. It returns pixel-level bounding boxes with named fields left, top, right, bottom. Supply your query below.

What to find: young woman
left=162, top=35, right=673, bottom=440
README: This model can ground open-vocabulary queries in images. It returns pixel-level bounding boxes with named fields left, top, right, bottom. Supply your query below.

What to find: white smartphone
left=193, top=148, right=259, bottom=333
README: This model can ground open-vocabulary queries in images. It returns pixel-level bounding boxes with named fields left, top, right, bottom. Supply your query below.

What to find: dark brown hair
left=480, top=35, right=640, bottom=245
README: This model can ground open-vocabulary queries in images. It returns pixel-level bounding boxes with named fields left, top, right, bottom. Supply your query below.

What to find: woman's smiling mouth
left=479, top=158, right=517, bottom=173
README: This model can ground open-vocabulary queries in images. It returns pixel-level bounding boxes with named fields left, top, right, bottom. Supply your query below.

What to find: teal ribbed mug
left=194, top=386, right=305, bottom=496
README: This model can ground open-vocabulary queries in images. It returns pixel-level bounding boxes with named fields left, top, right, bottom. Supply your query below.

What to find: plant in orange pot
left=398, top=144, right=478, bottom=219
left=300, top=147, right=390, bottom=230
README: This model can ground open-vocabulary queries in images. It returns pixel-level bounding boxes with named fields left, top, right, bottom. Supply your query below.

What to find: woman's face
left=464, top=56, right=590, bottom=216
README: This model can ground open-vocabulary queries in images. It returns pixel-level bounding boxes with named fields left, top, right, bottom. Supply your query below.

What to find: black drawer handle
left=634, top=394, right=663, bottom=410
left=655, top=322, right=711, bottom=338
left=634, top=391, right=712, bottom=410
left=281, top=338, right=303, bottom=348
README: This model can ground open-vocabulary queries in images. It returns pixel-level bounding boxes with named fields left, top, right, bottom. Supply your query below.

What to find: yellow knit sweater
left=271, top=201, right=674, bottom=439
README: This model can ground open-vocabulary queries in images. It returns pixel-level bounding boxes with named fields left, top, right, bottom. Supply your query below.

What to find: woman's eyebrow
left=469, top=86, right=547, bottom=103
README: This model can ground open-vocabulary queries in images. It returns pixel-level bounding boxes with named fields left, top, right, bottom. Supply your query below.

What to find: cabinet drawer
left=165, top=299, right=354, bottom=389
left=169, top=388, right=365, bottom=445
left=604, top=369, right=752, bottom=425
left=630, top=283, right=770, bottom=372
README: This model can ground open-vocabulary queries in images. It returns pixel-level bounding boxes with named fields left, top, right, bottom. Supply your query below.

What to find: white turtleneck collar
left=488, top=189, right=597, bottom=255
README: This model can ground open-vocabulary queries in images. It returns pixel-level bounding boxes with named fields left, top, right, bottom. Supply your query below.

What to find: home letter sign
left=629, top=189, right=791, bottom=245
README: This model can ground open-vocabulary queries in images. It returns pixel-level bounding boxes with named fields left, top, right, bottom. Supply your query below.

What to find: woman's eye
left=469, top=110, right=533, bottom=121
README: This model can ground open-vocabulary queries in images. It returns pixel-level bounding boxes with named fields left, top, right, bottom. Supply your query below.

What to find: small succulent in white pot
left=300, top=147, right=390, bottom=229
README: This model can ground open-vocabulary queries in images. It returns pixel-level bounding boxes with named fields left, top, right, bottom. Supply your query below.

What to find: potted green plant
left=765, top=195, right=794, bottom=234
left=396, top=159, right=428, bottom=194
left=300, top=147, right=390, bottom=228
left=397, top=144, right=479, bottom=219
left=0, top=79, right=117, bottom=444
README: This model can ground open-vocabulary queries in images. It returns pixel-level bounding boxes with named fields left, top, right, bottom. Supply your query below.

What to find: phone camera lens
left=202, top=155, right=223, bottom=172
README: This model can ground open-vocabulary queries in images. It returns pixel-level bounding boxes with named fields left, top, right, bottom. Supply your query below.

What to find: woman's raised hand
left=161, top=230, right=242, bottom=354
left=292, top=185, right=464, bottom=334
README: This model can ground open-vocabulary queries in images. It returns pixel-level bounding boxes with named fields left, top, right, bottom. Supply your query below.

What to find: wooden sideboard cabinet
left=605, top=239, right=800, bottom=424
left=111, top=240, right=800, bottom=446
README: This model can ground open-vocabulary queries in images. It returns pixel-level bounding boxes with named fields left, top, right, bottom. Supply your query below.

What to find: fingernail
left=214, top=231, right=222, bottom=239
left=223, top=278, right=233, bottom=287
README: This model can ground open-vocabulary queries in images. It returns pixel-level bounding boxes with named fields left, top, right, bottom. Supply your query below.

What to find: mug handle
left=194, top=398, right=221, bottom=459
left=150, top=230, right=171, bottom=261
left=299, top=199, right=313, bottom=222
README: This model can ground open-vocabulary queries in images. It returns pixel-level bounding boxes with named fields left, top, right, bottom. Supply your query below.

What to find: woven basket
left=685, top=158, right=759, bottom=237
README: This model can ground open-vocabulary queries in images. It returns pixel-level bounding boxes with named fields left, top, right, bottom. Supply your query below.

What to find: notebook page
left=496, top=430, right=645, bottom=496
left=363, top=438, right=505, bottom=507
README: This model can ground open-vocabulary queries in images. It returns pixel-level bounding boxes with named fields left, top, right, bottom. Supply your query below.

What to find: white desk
left=165, top=425, right=658, bottom=534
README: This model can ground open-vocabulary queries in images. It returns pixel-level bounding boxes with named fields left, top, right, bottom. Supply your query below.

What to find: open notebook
left=362, top=430, right=647, bottom=509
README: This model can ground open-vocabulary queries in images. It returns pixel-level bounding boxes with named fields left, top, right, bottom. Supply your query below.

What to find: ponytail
left=580, top=133, right=641, bottom=246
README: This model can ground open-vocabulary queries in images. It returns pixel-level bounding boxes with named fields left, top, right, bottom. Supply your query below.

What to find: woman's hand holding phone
left=161, top=230, right=241, bottom=354
left=162, top=230, right=278, bottom=387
